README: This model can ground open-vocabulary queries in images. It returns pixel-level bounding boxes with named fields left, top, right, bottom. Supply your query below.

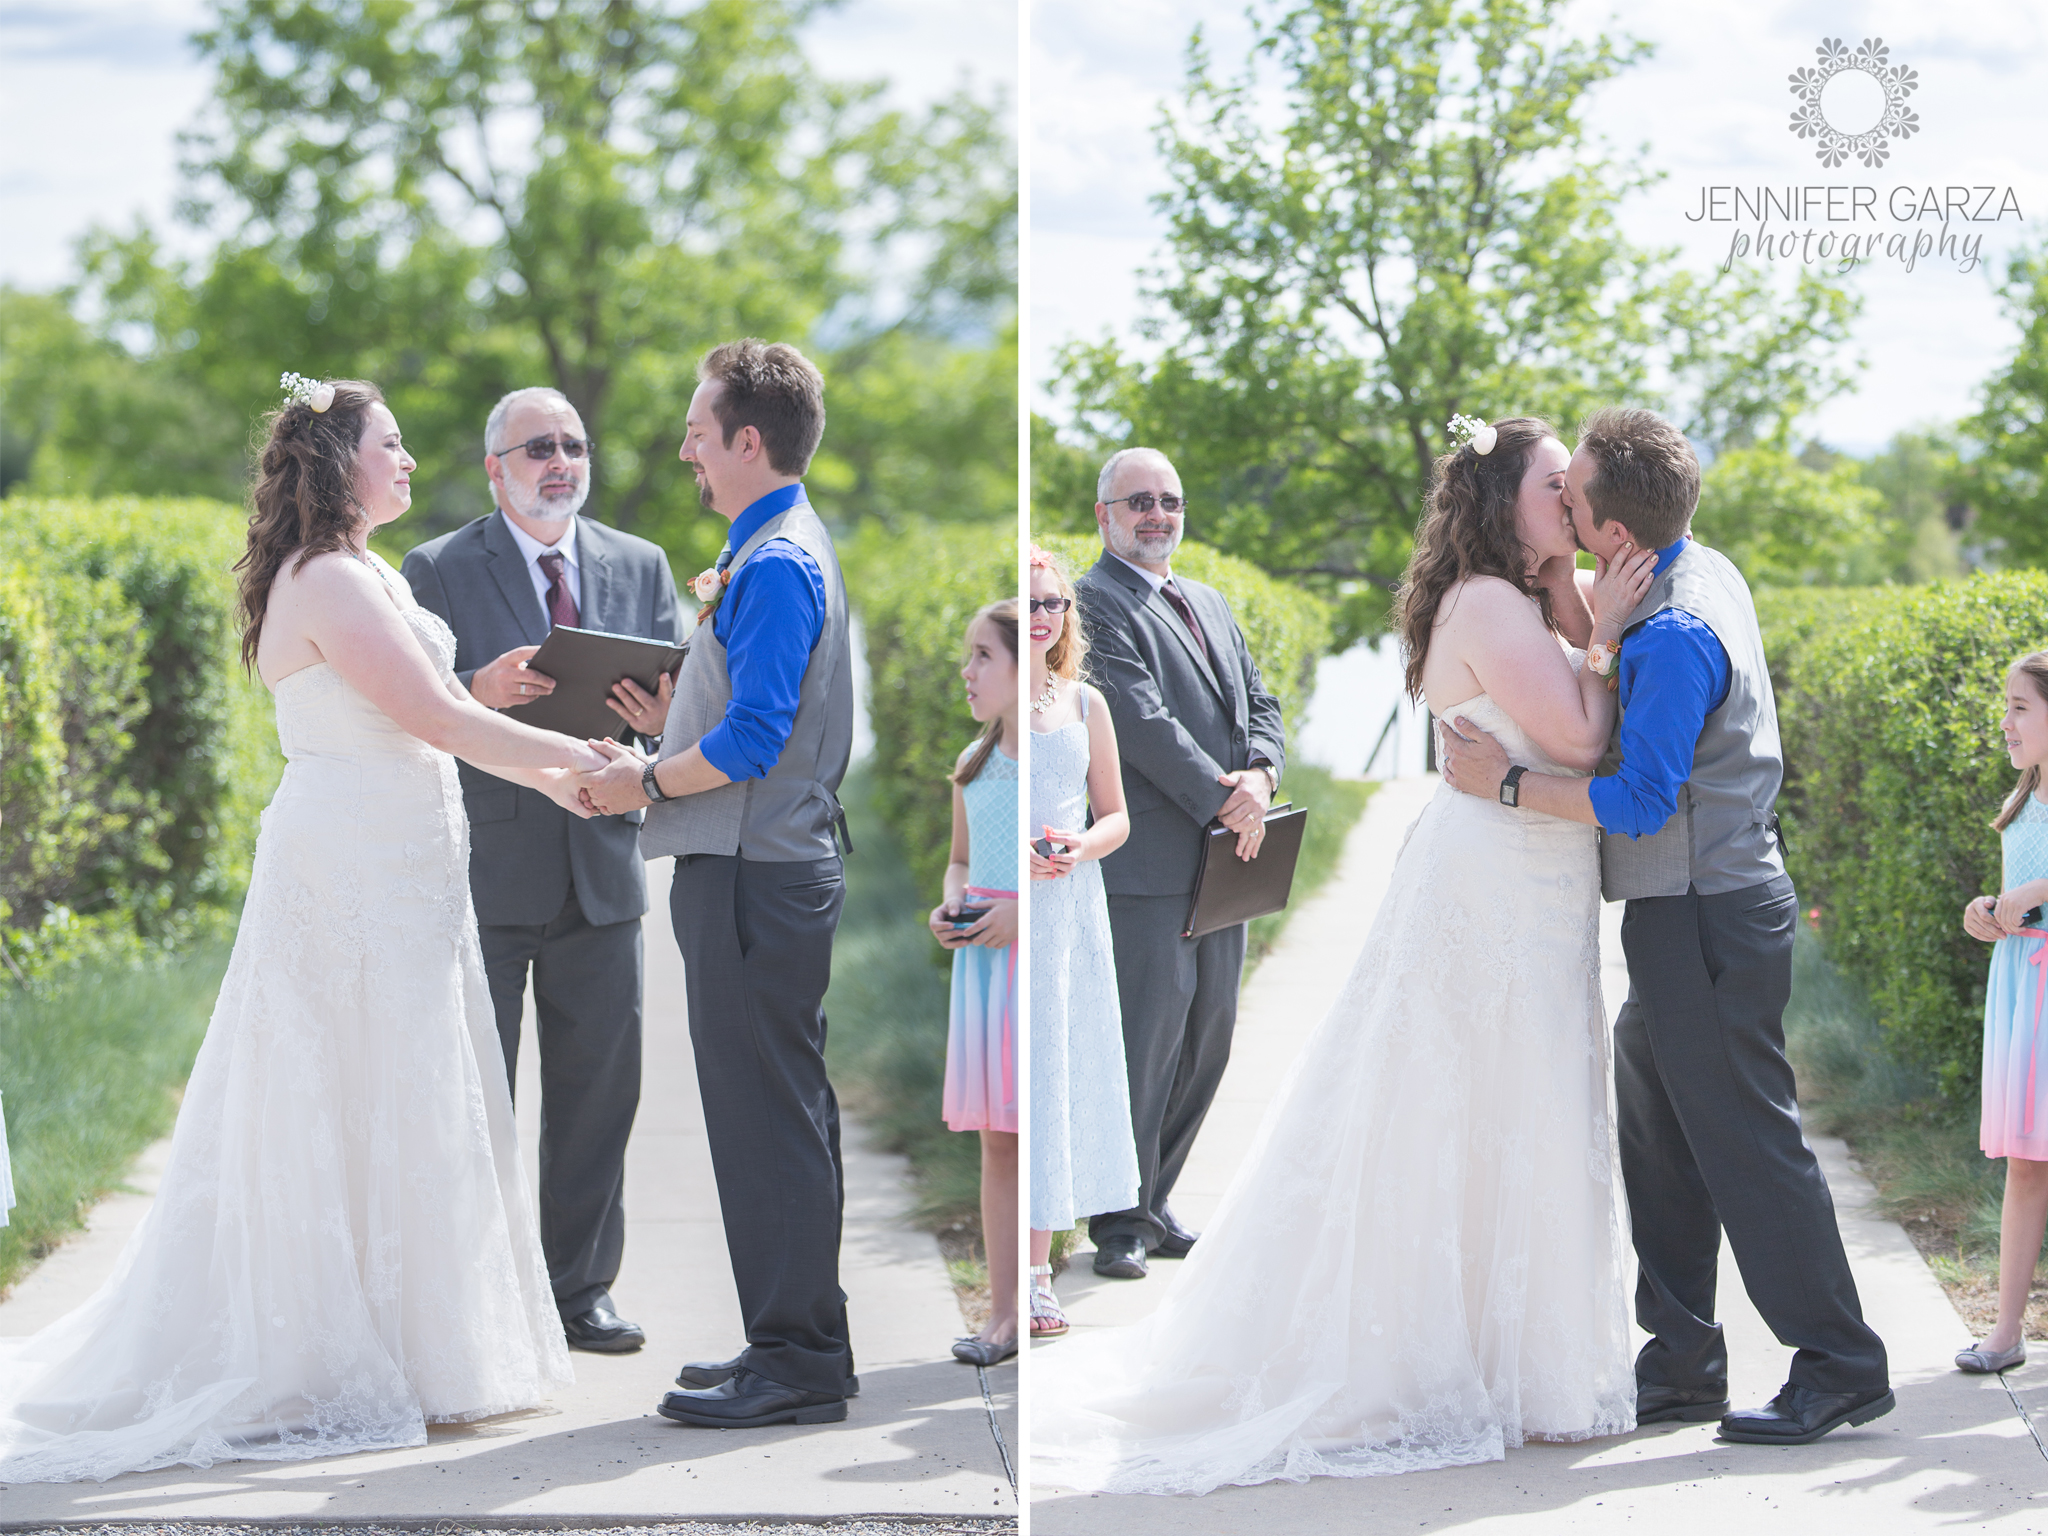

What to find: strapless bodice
left=1432, top=647, right=1593, bottom=780
left=270, top=604, right=458, bottom=772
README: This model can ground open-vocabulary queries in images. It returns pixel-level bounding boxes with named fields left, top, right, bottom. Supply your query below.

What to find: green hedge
left=1, top=497, right=278, bottom=964
left=1761, top=573, right=2048, bottom=1095
left=1033, top=533, right=1333, bottom=730
left=845, top=519, right=1018, bottom=904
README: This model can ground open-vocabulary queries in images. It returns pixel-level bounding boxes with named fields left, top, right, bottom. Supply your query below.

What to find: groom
left=579, top=339, right=856, bottom=1429
left=1439, top=407, right=1892, bottom=1448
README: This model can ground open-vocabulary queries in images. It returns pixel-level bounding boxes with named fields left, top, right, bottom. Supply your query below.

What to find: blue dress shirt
left=1584, top=539, right=1732, bottom=840
left=697, top=483, right=826, bottom=783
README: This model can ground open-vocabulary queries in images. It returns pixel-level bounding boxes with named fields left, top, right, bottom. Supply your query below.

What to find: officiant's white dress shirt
left=499, top=510, right=583, bottom=617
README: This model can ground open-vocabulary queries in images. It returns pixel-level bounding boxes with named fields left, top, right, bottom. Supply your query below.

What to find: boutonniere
left=691, top=565, right=731, bottom=625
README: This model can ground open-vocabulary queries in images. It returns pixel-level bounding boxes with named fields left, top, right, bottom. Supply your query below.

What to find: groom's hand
left=1439, top=717, right=1511, bottom=800
left=578, top=737, right=650, bottom=815
left=470, top=644, right=555, bottom=709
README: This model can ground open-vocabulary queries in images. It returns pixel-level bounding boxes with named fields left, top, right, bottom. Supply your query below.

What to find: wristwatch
left=1253, top=761, right=1279, bottom=797
left=641, top=760, right=672, bottom=804
left=1499, top=765, right=1528, bottom=808
left=1587, top=640, right=1619, bottom=677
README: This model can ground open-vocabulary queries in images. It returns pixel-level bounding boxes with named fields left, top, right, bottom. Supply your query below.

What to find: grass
left=0, top=942, right=231, bottom=1294
left=1784, top=920, right=2043, bottom=1338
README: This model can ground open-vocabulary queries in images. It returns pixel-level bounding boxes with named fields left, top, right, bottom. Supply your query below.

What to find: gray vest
left=640, top=503, right=853, bottom=863
left=1599, top=539, right=1787, bottom=900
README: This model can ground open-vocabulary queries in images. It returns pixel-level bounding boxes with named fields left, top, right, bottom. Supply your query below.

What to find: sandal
left=1029, top=1263, right=1069, bottom=1340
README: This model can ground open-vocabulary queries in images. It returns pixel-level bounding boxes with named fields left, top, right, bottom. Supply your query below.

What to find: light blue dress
left=1981, top=794, right=2048, bottom=1160
left=1029, top=693, right=1140, bottom=1231
left=943, top=744, right=1018, bottom=1132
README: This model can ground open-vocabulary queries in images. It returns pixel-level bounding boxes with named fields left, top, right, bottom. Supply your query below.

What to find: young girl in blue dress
left=930, top=598, right=1021, bottom=1366
left=1957, top=649, right=2048, bottom=1374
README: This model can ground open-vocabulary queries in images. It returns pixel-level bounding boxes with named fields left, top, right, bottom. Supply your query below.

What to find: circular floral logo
left=1789, top=37, right=1919, bottom=169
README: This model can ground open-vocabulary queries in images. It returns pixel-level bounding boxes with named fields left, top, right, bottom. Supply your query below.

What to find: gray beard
left=1106, top=519, right=1181, bottom=564
left=506, top=474, right=589, bottom=522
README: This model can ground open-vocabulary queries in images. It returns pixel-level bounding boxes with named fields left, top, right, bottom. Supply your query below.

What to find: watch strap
left=1500, top=765, right=1528, bottom=807
left=642, top=759, right=671, bottom=804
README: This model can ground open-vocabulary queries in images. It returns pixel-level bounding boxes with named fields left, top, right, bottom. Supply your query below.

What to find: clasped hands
left=927, top=895, right=1018, bottom=950
left=532, top=738, right=656, bottom=820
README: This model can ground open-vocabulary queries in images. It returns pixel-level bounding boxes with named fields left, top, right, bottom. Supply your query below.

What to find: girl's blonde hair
left=954, top=598, right=1019, bottom=787
left=1994, top=651, right=2048, bottom=831
left=1031, top=546, right=1089, bottom=682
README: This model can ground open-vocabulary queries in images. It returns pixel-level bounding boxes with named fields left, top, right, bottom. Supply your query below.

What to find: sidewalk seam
left=977, top=1365, right=1015, bottom=1492
left=1998, top=1367, right=2048, bottom=1463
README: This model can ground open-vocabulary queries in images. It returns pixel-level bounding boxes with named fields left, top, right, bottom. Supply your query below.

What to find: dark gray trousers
left=480, top=887, right=643, bottom=1321
left=670, top=853, right=852, bottom=1397
left=1616, top=874, right=1888, bottom=1395
left=1089, top=893, right=1246, bottom=1251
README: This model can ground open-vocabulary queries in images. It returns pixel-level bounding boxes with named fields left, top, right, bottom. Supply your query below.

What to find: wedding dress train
left=0, top=595, right=571, bottom=1483
left=1033, top=670, right=1635, bottom=1495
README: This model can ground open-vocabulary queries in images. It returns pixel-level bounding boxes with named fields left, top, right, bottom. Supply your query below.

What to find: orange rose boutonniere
left=691, top=565, right=731, bottom=624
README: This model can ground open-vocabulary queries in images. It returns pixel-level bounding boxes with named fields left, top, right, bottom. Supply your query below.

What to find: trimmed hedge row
left=1033, top=532, right=1334, bottom=731
left=1761, top=573, right=2048, bottom=1095
left=0, top=498, right=278, bottom=968
left=846, top=519, right=1018, bottom=905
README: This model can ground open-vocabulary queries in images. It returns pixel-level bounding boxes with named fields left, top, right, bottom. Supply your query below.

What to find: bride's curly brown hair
left=1394, top=416, right=1561, bottom=700
left=236, top=379, right=386, bottom=671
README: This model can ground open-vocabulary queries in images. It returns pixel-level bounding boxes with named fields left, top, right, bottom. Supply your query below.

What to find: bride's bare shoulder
left=1434, top=574, right=1536, bottom=629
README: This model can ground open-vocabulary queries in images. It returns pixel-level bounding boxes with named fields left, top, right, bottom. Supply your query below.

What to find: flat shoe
left=1956, top=1339, right=2027, bottom=1373
left=952, top=1335, right=1019, bottom=1366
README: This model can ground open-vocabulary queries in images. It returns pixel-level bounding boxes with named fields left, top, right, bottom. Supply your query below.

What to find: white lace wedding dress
left=0, top=584, right=572, bottom=1483
left=1033, top=665, right=1635, bottom=1495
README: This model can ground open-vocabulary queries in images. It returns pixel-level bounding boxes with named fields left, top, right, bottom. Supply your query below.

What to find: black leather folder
left=1182, top=802, right=1308, bottom=939
left=500, top=625, right=686, bottom=742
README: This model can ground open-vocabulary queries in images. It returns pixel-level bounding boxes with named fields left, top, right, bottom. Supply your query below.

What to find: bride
left=1032, top=415, right=1660, bottom=1495
left=0, top=378, right=601, bottom=1482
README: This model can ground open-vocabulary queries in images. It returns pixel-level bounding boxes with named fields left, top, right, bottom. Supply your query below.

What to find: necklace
left=1031, top=677, right=1061, bottom=715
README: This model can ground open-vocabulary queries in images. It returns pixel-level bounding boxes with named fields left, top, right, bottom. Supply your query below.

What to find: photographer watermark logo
left=1789, top=37, right=1919, bottom=169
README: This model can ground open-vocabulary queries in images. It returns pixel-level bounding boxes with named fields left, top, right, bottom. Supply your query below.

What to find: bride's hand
left=537, top=766, right=598, bottom=819
left=1588, top=543, right=1658, bottom=639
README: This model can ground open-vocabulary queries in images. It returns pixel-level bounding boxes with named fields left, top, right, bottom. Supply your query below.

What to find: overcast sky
left=1029, top=0, right=2048, bottom=455
left=0, top=0, right=1019, bottom=289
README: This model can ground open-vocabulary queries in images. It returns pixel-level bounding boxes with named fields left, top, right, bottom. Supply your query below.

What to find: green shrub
left=4, top=497, right=279, bottom=943
left=845, top=519, right=1017, bottom=904
left=1034, top=532, right=1333, bottom=730
left=1763, top=572, right=2048, bottom=1095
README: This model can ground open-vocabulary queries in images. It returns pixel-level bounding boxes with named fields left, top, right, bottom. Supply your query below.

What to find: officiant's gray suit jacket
left=1076, top=552, right=1287, bottom=896
left=402, top=512, right=684, bottom=928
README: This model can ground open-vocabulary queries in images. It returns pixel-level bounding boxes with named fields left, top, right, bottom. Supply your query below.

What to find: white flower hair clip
left=1447, top=413, right=1497, bottom=455
left=280, top=371, right=337, bottom=413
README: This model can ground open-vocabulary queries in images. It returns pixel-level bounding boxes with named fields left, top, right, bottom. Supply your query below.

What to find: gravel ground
left=2, top=1524, right=1014, bottom=1535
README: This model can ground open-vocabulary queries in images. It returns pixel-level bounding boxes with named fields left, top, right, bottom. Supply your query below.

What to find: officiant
left=403, top=386, right=683, bottom=1354
left=1075, top=447, right=1287, bottom=1281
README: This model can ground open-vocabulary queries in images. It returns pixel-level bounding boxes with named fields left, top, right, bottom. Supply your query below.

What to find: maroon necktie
left=537, top=550, right=579, bottom=628
left=1161, top=579, right=1214, bottom=674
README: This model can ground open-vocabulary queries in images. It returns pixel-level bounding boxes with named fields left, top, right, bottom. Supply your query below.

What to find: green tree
left=7, top=0, right=1016, bottom=575
left=1966, top=244, right=2048, bottom=567
left=1043, top=0, right=1857, bottom=641
left=1692, top=447, right=1886, bottom=588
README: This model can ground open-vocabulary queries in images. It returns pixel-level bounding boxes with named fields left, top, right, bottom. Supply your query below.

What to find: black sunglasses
left=1029, top=596, right=1073, bottom=614
left=493, top=435, right=593, bottom=461
left=1104, top=491, right=1185, bottom=514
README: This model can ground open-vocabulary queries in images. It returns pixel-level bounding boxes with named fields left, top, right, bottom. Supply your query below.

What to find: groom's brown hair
left=698, top=339, right=826, bottom=476
left=1575, top=408, right=1699, bottom=550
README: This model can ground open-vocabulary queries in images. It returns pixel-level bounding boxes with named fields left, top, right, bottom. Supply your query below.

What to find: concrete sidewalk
left=1031, top=775, right=2048, bottom=1533
left=0, top=860, right=1016, bottom=1526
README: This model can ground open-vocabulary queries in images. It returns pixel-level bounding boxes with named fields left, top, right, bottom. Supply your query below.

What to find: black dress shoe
left=656, top=1367, right=848, bottom=1428
left=1092, top=1234, right=1148, bottom=1279
left=562, top=1304, right=645, bottom=1353
left=1154, top=1207, right=1199, bottom=1258
left=1635, top=1382, right=1731, bottom=1424
left=676, top=1352, right=860, bottom=1397
left=1718, top=1383, right=1896, bottom=1446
